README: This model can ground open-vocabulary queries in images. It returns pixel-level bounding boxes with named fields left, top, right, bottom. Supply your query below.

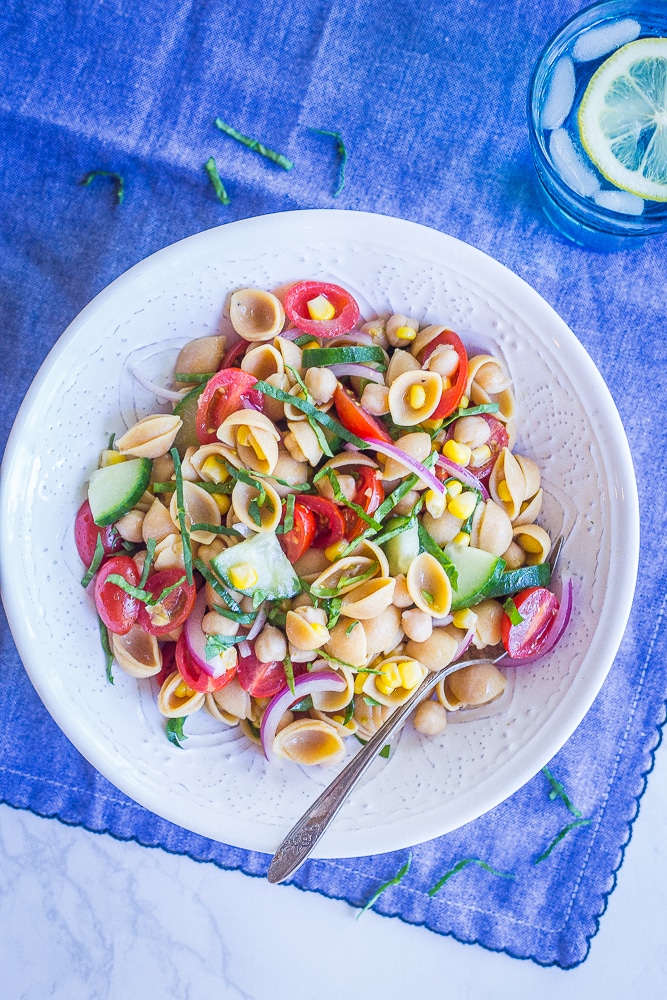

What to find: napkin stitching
left=0, top=765, right=135, bottom=807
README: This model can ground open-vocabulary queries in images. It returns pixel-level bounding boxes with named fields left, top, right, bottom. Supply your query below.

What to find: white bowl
left=0, top=210, right=639, bottom=857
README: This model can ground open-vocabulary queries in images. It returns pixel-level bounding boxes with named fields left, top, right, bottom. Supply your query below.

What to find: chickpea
left=391, top=573, right=414, bottom=609
left=401, top=609, right=433, bottom=643
left=197, top=537, right=226, bottom=569
left=304, top=366, right=337, bottom=404
left=115, top=509, right=145, bottom=543
left=394, top=489, right=421, bottom=516
left=452, top=415, right=491, bottom=449
left=202, top=611, right=239, bottom=637
left=502, top=541, right=527, bottom=570
left=316, top=473, right=356, bottom=502
left=254, top=624, right=287, bottom=663
left=425, top=344, right=460, bottom=379
left=413, top=699, right=447, bottom=736
left=386, top=313, right=419, bottom=348
left=447, top=662, right=505, bottom=706
left=152, top=453, right=175, bottom=484
left=360, top=383, right=390, bottom=415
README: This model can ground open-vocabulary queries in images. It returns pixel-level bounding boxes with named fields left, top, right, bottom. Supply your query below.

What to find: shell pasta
left=76, top=279, right=566, bottom=766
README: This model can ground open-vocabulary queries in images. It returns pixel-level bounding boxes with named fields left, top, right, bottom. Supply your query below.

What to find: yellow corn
left=470, top=445, right=491, bottom=467
left=448, top=490, right=477, bottom=520
left=441, top=375, right=451, bottom=391
left=408, top=384, right=427, bottom=410
left=442, top=439, right=472, bottom=466
left=394, top=325, right=416, bottom=342
left=354, top=671, right=369, bottom=693
left=201, top=456, right=230, bottom=483
left=518, top=534, right=543, bottom=554
left=452, top=608, right=478, bottom=630
left=308, top=622, right=329, bottom=643
left=237, top=427, right=266, bottom=462
left=213, top=493, right=231, bottom=515
left=446, top=479, right=463, bottom=498
left=422, top=418, right=443, bottom=432
left=332, top=714, right=344, bottom=725
left=307, top=294, right=336, bottom=321
left=376, top=662, right=402, bottom=695
left=459, top=395, right=469, bottom=408
left=100, top=450, right=126, bottom=468
left=452, top=531, right=471, bottom=546
left=175, top=680, right=196, bottom=699
left=228, top=563, right=258, bottom=590
left=325, top=540, right=348, bottom=561
left=496, top=479, right=512, bottom=502
left=397, top=660, right=422, bottom=690
left=425, top=488, right=446, bottom=518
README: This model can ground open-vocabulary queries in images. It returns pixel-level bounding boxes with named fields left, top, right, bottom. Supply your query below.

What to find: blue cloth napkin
left=1, top=0, right=665, bottom=969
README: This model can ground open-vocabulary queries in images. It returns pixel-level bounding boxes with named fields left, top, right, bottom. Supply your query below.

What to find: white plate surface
left=0, top=210, right=639, bottom=856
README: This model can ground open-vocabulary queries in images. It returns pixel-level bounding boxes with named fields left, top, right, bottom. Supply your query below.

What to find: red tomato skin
left=154, top=640, right=177, bottom=688
left=175, top=632, right=236, bottom=693
left=195, top=369, right=263, bottom=444
left=347, top=467, right=384, bottom=540
left=333, top=385, right=393, bottom=443
left=421, top=329, right=468, bottom=419
left=220, top=338, right=247, bottom=369
left=295, top=494, right=347, bottom=548
left=501, top=587, right=560, bottom=658
left=94, top=556, right=141, bottom=635
left=136, top=569, right=197, bottom=637
left=278, top=501, right=317, bottom=563
left=75, top=499, right=123, bottom=567
left=236, top=647, right=287, bottom=698
left=284, top=281, right=360, bottom=338
left=470, top=416, right=510, bottom=484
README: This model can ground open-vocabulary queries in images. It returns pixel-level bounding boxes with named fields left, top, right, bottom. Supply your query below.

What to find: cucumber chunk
left=480, top=561, right=552, bottom=599
left=172, top=384, right=205, bottom=455
left=211, top=531, right=301, bottom=600
left=383, top=518, right=420, bottom=576
left=445, top=542, right=506, bottom=611
left=88, top=457, right=152, bottom=526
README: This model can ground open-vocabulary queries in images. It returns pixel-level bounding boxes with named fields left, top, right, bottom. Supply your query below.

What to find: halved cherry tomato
left=236, top=647, right=287, bottom=698
left=155, top=640, right=177, bottom=688
left=347, top=467, right=384, bottom=540
left=136, top=568, right=197, bottom=637
left=94, top=555, right=141, bottom=635
left=501, top=586, right=560, bottom=659
left=470, top=415, right=509, bottom=484
left=333, top=385, right=393, bottom=443
left=195, top=368, right=263, bottom=444
left=74, top=499, right=123, bottom=567
left=421, top=329, right=468, bottom=419
left=175, top=631, right=236, bottom=693
left=278, top=500, right=317, bottom=563
left=220, top=338, right=247, bottom=369
left=283, top=281, right=360, bottom=338
left=295, top=493, right=346, bottom=548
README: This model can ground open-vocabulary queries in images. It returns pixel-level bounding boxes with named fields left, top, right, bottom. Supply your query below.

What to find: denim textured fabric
left=1, top=0, right=666, bottom=968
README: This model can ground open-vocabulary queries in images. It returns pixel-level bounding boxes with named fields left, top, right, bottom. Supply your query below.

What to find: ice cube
left=541, top=56, right=576, bottom=130
left=549, top=128, right=600, bottom=197
left=572, top=19, right=641, bottom=62
left=593, top=189, right=645, bottom=215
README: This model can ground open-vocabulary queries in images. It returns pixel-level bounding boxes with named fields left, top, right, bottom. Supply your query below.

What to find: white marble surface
left=2, top=739, right=666, bottom=1000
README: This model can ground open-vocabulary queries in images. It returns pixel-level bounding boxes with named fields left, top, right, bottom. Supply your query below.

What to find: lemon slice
left=578, top=37, right=667, bottom=201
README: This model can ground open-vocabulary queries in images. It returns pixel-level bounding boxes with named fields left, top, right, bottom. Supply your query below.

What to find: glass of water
left=528, top=1, right=667, bottom=249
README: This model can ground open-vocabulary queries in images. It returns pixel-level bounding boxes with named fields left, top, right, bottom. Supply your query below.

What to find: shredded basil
left=283, top=653, right=295, bottom=695
left=170, top=447, right=194, bottom=585
left=356, top=854, right=412, bottom=919
left=194, top=558, right=242, bottom=613
left=80, top=169, right=125, bottom=204
left=313, top=467, right=383, bottom=531
left=212, top=603, right=257, bottom=626
left=317, top=649, right=356, bottom=671
left=345, top=620, right=358, bottom=636
left=214, top=118, right=293, bottom=170
left=290, top=694, right=313, bottom=712
left=342, top=697, right=355, bottom=725
left=205, top=633, right=246, bottom=659
left=190, top=523, right=244, bottom=538
left=428, top=858, right=515, bottom=896
left=97, top=614, right=114, bottom=684
left=503, top=597, right=524, bottom=626
left=308, top=127, right=348, bottom=197
left=80, top=534, right=105, bottom=588
left=534, top=819, right=591, bottom=865
left=138, top=537, right=157, bottom=589
left=379, top=744, right=392, bottom=759
left=253, top=379, right=367, bottom=448
left=441, top=402, right=500, bottom=429
left=166, top=717, right=187, bottom=748
left=282, top=493, right=295, bottom=534
left=417, top=523, right=458, bottom=589
left=542, top=766, right=582, bottom=818
left=105, top=573, right=187, bottom=607
left=153, top=481, right=232, bottom=495
left=204, top=156, right=231, bottom=204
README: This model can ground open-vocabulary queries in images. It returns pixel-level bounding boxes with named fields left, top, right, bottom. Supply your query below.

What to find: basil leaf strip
left=194, top=558, right=242, bottom=613
left=204, top=156, right=231, bottom=205
left=170, top=447, right=194, bottom=585
left=417, top=523, right=458, bottom=589
left=80, top=534, right=105, bottom=588
left=138, top=538, right=157, bottom=589
left=252, top=379, right=368, bottom=448
left=166, top=717, right=187, bottom=748
left=97, top=614, right=114, bottom=684
left=356, top=854, right=412, bottom=919
left=428, top=858, right=515, bottom=897
left=214, top=118, right=294, bottom=171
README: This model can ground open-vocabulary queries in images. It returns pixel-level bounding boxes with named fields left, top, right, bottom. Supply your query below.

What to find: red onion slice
left=504, top=575, right=573, bottom=666
left=452, top=626, right=475, bottom=661
left=260, top=669, right=347, bottom=762
left=328, top=331, right=375, bottom=347
left=436, top=455, right=489, bottom=499
left=330, top=363, right=385, bottom=383
left=246, top=607, right=267, bottom=642
left=356, top=437, right=446, bottom=496
left=185, top=587, right=235, bottom=678
left=130, top=367, right=185, bottom=403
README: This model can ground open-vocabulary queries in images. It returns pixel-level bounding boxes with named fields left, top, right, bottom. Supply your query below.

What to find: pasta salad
left=75, top=280, right=571, bottom=766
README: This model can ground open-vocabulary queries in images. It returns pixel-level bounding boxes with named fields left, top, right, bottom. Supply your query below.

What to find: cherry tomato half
left=154, top=640, right=177, bottom=688
left=501, top=586, right=560, bottom=659
left=74, top=499, right=123, bottom=567
left=175, top=631, right=236, bottom=693
left=195, top=368, right=264, bottom=444
left=283, top=281, right=360, bottom=338
left=421, top=329, right=468, bottom=419
left=470, top=415, right=509, bottom=484
left=236, top=647, right=287, bottom=698
left=136, top=568, right=197, bottom=637
left=347, top=467, right=384, bottom=540
left=278, top=500, right=317, bottom=563
left=295, top=494, right=346, bottom=549
left=94, top=555, right=141, bottom=635
left=220, top=338, right=247, bottom=369
left=333, top=385, right=393, bottom=443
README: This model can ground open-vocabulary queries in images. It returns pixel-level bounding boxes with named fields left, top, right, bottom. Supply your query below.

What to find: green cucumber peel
left=302, top=346, right=386, bottom=368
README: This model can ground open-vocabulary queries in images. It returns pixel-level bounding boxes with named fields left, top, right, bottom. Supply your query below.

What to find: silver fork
left=267, top=535, right=564, bottom=884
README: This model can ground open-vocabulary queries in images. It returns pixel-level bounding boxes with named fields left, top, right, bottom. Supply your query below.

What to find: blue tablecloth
left=1, top=0, right=665, bottom=969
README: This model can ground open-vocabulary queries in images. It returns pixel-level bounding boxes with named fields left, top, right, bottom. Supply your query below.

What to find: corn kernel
left=446, top=479, right=463, bottom=498
left=459, top=395, right=469, bottom=409
left=441, top=375, right=451, bottom=391
left=452, top=531, right=471, bottom=546
left=100, top=450, right=126, bottom=468
left=325, top=540, right=348, bottom=562
left=354, top=672, right=368, bottom=693
left=175, top=680, right=196, bottom=699
left=442, top=439, right=472, bottom=466
left=408, top=384, right=427, bottom=410
left=228, top=563, right=258, bottom=590
left=452, top=608, right=478, bottom=630
left=470, top=445, right=492, bottom=467
left=517, top=534, right=543, bottom=554
left=496, top=479, right=512, bottom=502
left=307, top=294, right=336, bottom=321
left=309, top=622, right=330, bottom=643
left=422, top=418, right=443, bottom=432
left=448, top=490, right=478, bottom=520
left=425, top=488, right=446, bottom=518
left=237, top=428, right=266, bottom=462
left=201, top=456, right=230, bottom=483
left=332, top=714, right=344, bottom=725
left=394, top=325, right=416, bottom=341
left=213, top=493, right=231, bottom=515
left=397, top=660, right=422, bottom=690
left=377, top=663, right=402, bottom=695
left=375, top=676, right=394, bottom=696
